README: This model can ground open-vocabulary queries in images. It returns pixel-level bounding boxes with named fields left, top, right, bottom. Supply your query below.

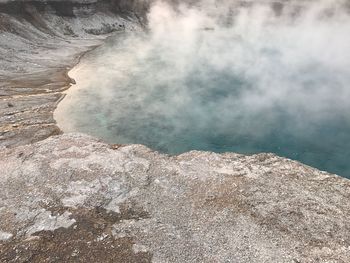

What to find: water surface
left=55, top=3, right=350, bottom=177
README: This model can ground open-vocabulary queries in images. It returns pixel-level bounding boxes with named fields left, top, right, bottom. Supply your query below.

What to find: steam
left=55, top=0, right=350, bottom=175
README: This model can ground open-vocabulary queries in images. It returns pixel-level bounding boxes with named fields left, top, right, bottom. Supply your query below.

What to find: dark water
left=55, top=9, right=350, bottom=178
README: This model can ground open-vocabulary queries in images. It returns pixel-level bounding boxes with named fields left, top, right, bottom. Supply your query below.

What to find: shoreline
left=0, top=40, right=106, bottom=148
left=53, top=41, right=108, bottom=120
left=0, top=0, right=143, bottom=148
left=0, top=8, right=140, bottom=148
left=53, top=31, right=131, bottom=134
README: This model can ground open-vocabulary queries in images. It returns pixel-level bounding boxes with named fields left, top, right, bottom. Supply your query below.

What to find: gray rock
left=0, top=0, right=142, bottom=148
left=0, top=133, right=349, bottom=262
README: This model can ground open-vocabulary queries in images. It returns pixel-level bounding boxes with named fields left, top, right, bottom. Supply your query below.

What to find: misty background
left=55, top=0, right=350, bottom=177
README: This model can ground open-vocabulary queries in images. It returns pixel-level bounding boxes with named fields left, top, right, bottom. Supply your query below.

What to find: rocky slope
left=0, top=133, right=350, bottom=262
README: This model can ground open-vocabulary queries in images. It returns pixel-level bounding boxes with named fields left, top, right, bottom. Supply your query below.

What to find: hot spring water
left=55, top=2, right=350, bottom=177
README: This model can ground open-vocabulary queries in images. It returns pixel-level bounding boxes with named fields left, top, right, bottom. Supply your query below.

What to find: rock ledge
left=0, top=133, right=349, bottom=262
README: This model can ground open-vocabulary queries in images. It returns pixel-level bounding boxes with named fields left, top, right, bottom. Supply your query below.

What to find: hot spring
left=55, top=1, right=350, bottom=177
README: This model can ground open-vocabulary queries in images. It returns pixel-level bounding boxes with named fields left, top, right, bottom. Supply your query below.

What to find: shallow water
left=55, top=3, right=350, bottom=177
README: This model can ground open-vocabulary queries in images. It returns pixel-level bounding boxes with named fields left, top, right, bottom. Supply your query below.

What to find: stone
left=0, top=133, right=349, bottom=262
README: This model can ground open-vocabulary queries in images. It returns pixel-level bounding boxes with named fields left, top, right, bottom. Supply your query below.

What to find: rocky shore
left=1, top=133, right=350, bottom=262
left=1, top=0, right=350, bottom=262
left=0, top=0, right=144, bottom=148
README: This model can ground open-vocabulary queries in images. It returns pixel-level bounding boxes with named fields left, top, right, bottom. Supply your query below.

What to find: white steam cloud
left=55, top=0, right=350, bottom=175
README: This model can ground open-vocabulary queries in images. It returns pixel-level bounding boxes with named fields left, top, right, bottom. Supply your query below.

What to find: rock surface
left=0, top=133, right=350, bottom=262
left=0, top=0, right=143, bottom=148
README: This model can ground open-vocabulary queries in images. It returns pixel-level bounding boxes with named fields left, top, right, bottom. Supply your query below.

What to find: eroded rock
left=0, top=133, right=349, bottom=262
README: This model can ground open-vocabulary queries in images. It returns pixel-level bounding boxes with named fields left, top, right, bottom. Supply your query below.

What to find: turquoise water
left=56, top=11, right=350, bottom=178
